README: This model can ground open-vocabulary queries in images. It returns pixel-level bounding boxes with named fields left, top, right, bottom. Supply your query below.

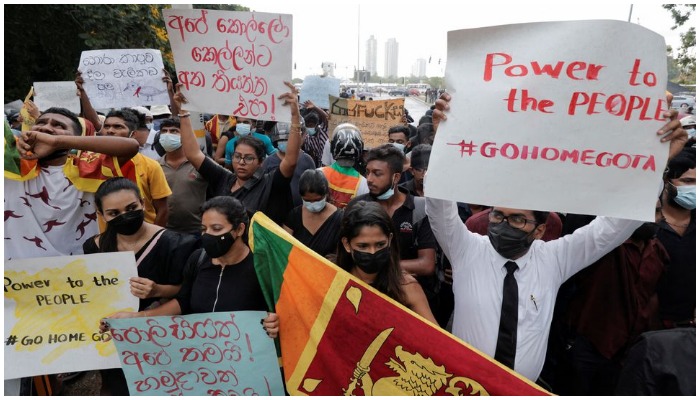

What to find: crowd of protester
left=4, top=69, right=695, bottom=396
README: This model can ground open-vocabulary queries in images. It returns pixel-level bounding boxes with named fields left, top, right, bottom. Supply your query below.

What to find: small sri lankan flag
left=249, top=212, right=551, bottom=396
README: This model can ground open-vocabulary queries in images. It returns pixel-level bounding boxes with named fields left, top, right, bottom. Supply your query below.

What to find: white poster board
left=163, top=8, right=293, bottom=122
left=4, top=252, right=139, bottom=379
left=301, top=75, right=341, bottom=109
left=425, top=20, right=668, bottom=221
left=78, top=49, right=169, bottom=109
left=33, top=81, right=80, bottom=114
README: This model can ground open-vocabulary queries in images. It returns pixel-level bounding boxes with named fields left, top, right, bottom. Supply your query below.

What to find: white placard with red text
left=425, top=20, right=668, bottom=221
left=163, top=9, right=293, bottom=122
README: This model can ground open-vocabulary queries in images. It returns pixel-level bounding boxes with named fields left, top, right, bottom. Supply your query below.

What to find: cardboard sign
left=426, top=20, right=668, bottom=221
left=300, top=75, right=341, bottom=109
left=78, top=49, right=169, bottom=109
left=163, top=8, right=293, bottom=122
left=33, top=81, right=80, bottom=114
left=328, top=96, right=405, bottom=149
left=107, top=312, right=285, bottom=396
left=4, top=252, right=139, bottom=379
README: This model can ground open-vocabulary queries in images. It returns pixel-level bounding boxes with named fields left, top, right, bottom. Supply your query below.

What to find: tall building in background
left=365, top=35, right=377, bottom=76
left=412, top=58, right=427, bottom=78
left=384, top=38, right=399, bottom=78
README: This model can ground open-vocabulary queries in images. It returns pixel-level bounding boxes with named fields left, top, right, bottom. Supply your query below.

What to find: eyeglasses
left=233, top=153, right=258, bottom=164
left=488, top=210, right=538, bottom=229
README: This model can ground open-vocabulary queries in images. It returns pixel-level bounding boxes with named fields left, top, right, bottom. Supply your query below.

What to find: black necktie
left=494, top=261, right=519, bottom=369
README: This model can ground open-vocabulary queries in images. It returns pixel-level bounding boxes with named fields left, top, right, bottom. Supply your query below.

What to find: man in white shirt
left=425, top=93, right=688, bottom=383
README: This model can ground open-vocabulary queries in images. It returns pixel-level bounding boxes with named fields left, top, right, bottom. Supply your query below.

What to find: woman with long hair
left=84, top=177, right=198, bottom=395
left=102, top=195, right=279, bottom=333
left=336, top=201, right=437, bottom=324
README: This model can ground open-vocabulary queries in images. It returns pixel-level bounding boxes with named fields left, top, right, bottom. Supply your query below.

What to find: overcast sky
left=233, top=1, right=695, bottom=80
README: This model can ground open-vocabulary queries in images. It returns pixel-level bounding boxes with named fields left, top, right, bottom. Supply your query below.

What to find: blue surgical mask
left=686, top=128, right=696, bottom=138
left=236, top=123, right=251, bottom=136
left=277, top=141, right=288, bottom=153
left=146, top=123, right=154, bottom=131
left=390, top=142, right=405, bottom=152
left=159, top=133, right=182, bottom=152
left=374, top=178, right=396, bottom=201
left=674, top=185, right=696, bottom=210
left=303, top=198, right=327, bottom=213
left=306, top=127, right=317, bottom=136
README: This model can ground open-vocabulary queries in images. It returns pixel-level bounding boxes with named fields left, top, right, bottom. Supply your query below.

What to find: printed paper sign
left=328, top=96, right=405, bottom=149
left=106, top=312, right=285, bottom=396
left=163, top=9, right=293, bottom=122
left=78, top=49, right=169, bottom=109
left=426, top=20, right=668, bottom=221
left=33, top=81, right=80, bottom=114
left=4, top=252, right=139, bottom=379
left=301, top=75, right=341, bottom=109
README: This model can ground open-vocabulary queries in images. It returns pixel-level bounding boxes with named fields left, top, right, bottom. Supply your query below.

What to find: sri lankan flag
left=249, top=212, right=551, bottom=396
left=4, top=120, right=137, bottom=192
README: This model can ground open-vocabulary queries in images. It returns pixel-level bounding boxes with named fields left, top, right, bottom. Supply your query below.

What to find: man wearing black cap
left=400, top=143, right=430, bottom=197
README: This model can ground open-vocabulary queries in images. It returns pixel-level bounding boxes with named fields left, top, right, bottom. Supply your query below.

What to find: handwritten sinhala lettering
left=167, top=9, right=209, bottom=42
left=215, top=15, right=291, bottom=44
left=191, top=41, right=272, bottom=72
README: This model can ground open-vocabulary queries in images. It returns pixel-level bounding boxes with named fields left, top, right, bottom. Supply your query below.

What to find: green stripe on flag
left=4, top=120, right=22, bottom=175
left=251, top=216, right=294, bottom=311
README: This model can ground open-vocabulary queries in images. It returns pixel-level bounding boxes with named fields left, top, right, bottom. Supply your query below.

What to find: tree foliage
left=663, top=4, right=696, bottom=84
left=4, top=4, right=247, bottom=103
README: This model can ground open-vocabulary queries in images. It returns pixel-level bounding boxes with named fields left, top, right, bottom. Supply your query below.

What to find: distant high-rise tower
left=384, top=38, right=399, bottom=78
left=412, top=58, right=427, bottom=78
left=366, top=35, right=377, bottom=76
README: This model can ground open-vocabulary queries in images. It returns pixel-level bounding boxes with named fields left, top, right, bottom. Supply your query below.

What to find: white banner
left=4, top=252, right=139, bottom=379
left=78, top=49, right=169, bottom=109
left=301, top=75, right=340, bottom=109
left=33, top=81, right=80, bottom=114
left=163, top=8, right=293, bottom=122
left=426, top=20, right=668, bottom=221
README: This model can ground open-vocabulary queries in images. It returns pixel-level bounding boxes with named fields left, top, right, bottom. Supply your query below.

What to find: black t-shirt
left=198, top=156, right=293, bottom=225
left=83, top=229, right=197, bottom=311
left=176, top=249, right=267, bottom=314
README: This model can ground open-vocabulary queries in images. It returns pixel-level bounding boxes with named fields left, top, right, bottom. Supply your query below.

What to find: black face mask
left=352, top=246, right=391, bottom=274
left=108, top=210, right=145, bottom=236
left=487, top=221, right=536, bottom=260
left=201, top=230, right=236, bottom=259
left=630, top=222, right=660, bottom=241
left=39, top=150, right=69, bottom=164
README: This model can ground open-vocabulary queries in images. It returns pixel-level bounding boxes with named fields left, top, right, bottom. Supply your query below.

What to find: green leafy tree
left=4, top=4, right=247, bottom=103
left=663, top=4, right=696, bottom=84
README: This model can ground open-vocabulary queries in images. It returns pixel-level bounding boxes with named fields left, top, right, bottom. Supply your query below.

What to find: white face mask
left=146, top=123, right=154, bottom=131
left=303, top=198, right=327, bottom=213
left=390, top=142, right=406, bottom=152
left=159, top=133, right=182, bottom=152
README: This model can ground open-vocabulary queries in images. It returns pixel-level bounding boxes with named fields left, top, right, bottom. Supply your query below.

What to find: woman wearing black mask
left=102, top=196, right=279, bottom=335
left=337, top=201, right=437, bottom=324
left=84, top=177, right=197, bottom=395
